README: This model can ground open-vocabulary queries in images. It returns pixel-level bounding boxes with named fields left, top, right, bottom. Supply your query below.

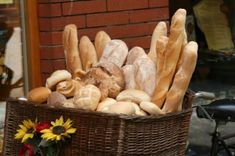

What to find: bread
left=46, top=70, right=72, bottom=90
left=63, top=24, right=82, bottom=76
left=96, top=98, right=116, bottom=112
left=116, top=89, right=151, bottom=104
left=131, top=102, right=147, bottom=116
left=122, top=65, right=136, bottom=89
left=126, top=47, right=147, bottom=65
left=108, top=102, right=135, bottom=115
left=140, top=101, right=165, bottom=115
left=62, top=98, right=75, bottom=108
left=56, top=79, right=83, bottom=97
left=79, top=36, right=98, bottom=71
left=162, top=41, right=198, bottom=113
left=47, top=92, right=67, bottom=107
left=152, top=9, right=187, bottom=108
left=133, top=57, right=156, bottom=96
left=95, top=31, right=111, bottom=60
left=156, top=36, right=169, bottom=85
left=99, top=40, right=128, bottom=67
left=73, top=84, right=101, bottom=111
left=148, top=22, right=167, bottom=64
left=28, top=87, right=51, bottom=104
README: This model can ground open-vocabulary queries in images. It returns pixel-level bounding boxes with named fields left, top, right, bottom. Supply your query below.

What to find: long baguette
left=148, top=22, right=167, bottom=64
left=95, top=31, right=111, bottom=60
left=63, top=24, right=82, bottom=75
left=162, top=41, right=198, bottom=113
left=152, top=9, right=187, bottom=108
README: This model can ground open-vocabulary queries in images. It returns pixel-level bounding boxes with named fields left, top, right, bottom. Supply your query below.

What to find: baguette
left=152, top=9, right=187, bottom=108
left=63, top=24, right=82, bottom=75
left=126, top=46, right=147, bottom=65
left=95, top=31, right=111, bottom=60
left=162, top=41, right=198, bottom=113
left=148, top=22, right=167, bottom=64
left=79, top=36, right=98, bottom=71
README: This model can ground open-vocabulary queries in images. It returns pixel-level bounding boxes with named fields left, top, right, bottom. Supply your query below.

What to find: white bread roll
left=122, top=65, right=136, bottom=89
left=73, top=84, right=101, bottom=111
left=28, top=87, right=51, bottom=104
left=62, top=98, right=75, bottom=108
left=108, top=102, right=135, bottom=115
left=162, top=41, right=198, bottom=113
left=140, top=101, right=165, bottom=115
left=63, top=24, right=82, bottom=76
left=152, top=9, right=187, bottom=108
left=79, top=36, right=98, bottom=71
left=56, top=79, right=83, bottom=97
left=46, top=70, right=72, bottom=90
left=126, top=46, right=147, bottom=65
left=95, top=31, right=111, bottom=60
left=99, top=39, right=128, bottom=67
left=131, top=102, right=147, bottom=116
left=116, top=89, right=150, bottom=104
left=96, top=98, right=117, bottom=112
left=148, top=22, right=167, bottom=64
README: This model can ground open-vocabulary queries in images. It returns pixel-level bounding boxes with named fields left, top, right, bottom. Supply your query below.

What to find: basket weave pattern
left=3, top=91, right=193, bottom=156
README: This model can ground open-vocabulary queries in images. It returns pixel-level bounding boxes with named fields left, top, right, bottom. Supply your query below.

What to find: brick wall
left=37, top=0, right=169, bottom=83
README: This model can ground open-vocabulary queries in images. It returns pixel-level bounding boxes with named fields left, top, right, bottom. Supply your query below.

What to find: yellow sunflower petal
left=41, top=132, right=56, bottom=141
left=57, top=116, right=64, bottom=125
left=19, top=125, right=27, bottom=132
left=66, top=128, right=76, bottom=134
left=63, top=119, right=72, bottom=129
left=40, top=129, right=52, bottom=133
left=15, top=131, right=25, bottom=139
left=56, top=135, right=61, bottom=141
left=21, top=133, right=33, bottom=143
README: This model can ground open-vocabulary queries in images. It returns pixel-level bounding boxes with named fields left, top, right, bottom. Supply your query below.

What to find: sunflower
left=15, top=119, right=37, bottom=143
left=40, top=116, right=76, bottom=142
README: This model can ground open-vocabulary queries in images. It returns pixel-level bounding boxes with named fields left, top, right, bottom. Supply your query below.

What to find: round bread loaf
left=116, top=89, right=151, bottom=104
left=28, top=87, right=51, bottom=104
left=47, top=92, right=67, bottom=107
left=140, top=101, right=165, bottom=115
left=108, top=102, right=135, bottom=115
left=131, top=102, right=147, bottom=116
left=46, top=70, right=72, bottom=89
left=56, top=79, right=83, bottom=97
left=96, top=98, right=116, bottom=112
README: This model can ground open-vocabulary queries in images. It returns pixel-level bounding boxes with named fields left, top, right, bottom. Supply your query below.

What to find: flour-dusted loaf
left=73, top=84, right=101, bottom=111
left=99, top=39, right=128, bottom=67
left=108, top=102, right=135, bottom=115
left=96, top=98, right=117, bottom=112
left=162, top=41, right=198, bottom=113
left=122, top=65, right=136, bottom=89
left=95, top=31, right=111, bottom=60
left=56, top=79, right=84, bottom=97
left=126, top=46, right=147, bottom=65
left=63, top=24, right=82, bottom=76
left=47, top=92, right=67, bottom=107
left=148, top=22, right=167, bottom=64
left=152, top=9, right=187, bottom=108
left=79, top=36, right=98, bottom=71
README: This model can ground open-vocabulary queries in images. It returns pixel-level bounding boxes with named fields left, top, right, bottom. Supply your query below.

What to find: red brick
left=39, top=16, right=85, bottom=31
left=87, top=11, right=129, bottom=27
left=107, top=0, right=148, bottom=11
left=40, top=60, right=53, bottom=73
left=62, top=0, right=106, bottom=15
left=40, top=31, right=62, bottom=45
left=130, top=8, right=169, bottom=23
left=78, top=27, right=107, bottom=41
left=149, top=0, right=169, bottom=7
left=123, top=36, right=151, bottom=50
left=53, top=59, right=66, bottom=71
left=40, top=46, right=64, bottom=59
left=38, top=3, right=62, bottom=17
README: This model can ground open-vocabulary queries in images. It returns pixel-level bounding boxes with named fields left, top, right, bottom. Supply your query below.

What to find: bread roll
left=162, top=41, right=198, bottom=113
left=95, top=31, right=111, bottom=60
left=79, top=36, right=98, bottom=71
left=122, top=65, right=136, bottom=89
left=96, top=98, right=116, bottom=112
left=46, top=70, right=72, bottom=90
left=140, top=101, right=165, bottom=115
left=99, top=40, right=128, bottom=67
left=148, top=22, right=167, bottom=64
left=133, top=57, right=156, bottom=96
left=56, top=79, right=83, bottom=97
left=116, top=89, right=150, bottom=104
left=73, top=84, right=101, bottom=111
left=108, top=102, right=135, bottom=115
left=47, top=92, right=67, bottom=107
left=62, top=98, right=75, bottom=108
left=131, top=102, right=147, bottom=116
left=28, top=87, right=51, bottom=104
left=152, top=9, right=187, bottom=108
left=63, top=24, right=82, bottom=75
left=126, top=47, right=147, bottom=65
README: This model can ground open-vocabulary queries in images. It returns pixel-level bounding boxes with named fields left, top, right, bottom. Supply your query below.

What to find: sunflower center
left=52, top=126, right=66, bottom=135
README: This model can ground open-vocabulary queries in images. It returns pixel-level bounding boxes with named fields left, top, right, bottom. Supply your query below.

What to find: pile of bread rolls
left=27, top=9, right=197, bottom=116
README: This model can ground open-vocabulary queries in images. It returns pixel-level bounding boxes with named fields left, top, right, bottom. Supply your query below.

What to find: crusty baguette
left=79, top=36, right=98, bottom=71
left=162, top=41, right=198, bottom=113
left=63, top=24, right=82, bottom=75
left=152, top=9, right=187, bottom=108
left=148, top=22, right=167, bottom=64
left=95, top=31, right=111, bottom=60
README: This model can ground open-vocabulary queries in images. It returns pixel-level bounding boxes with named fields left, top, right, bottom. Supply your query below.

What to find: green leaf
left=46, top=146, right=57, bottom=156
left=39, top=139, right=53, bottom=148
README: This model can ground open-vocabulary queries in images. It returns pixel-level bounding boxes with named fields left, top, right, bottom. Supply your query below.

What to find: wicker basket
left=3, top=91, right=194, bottom=156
